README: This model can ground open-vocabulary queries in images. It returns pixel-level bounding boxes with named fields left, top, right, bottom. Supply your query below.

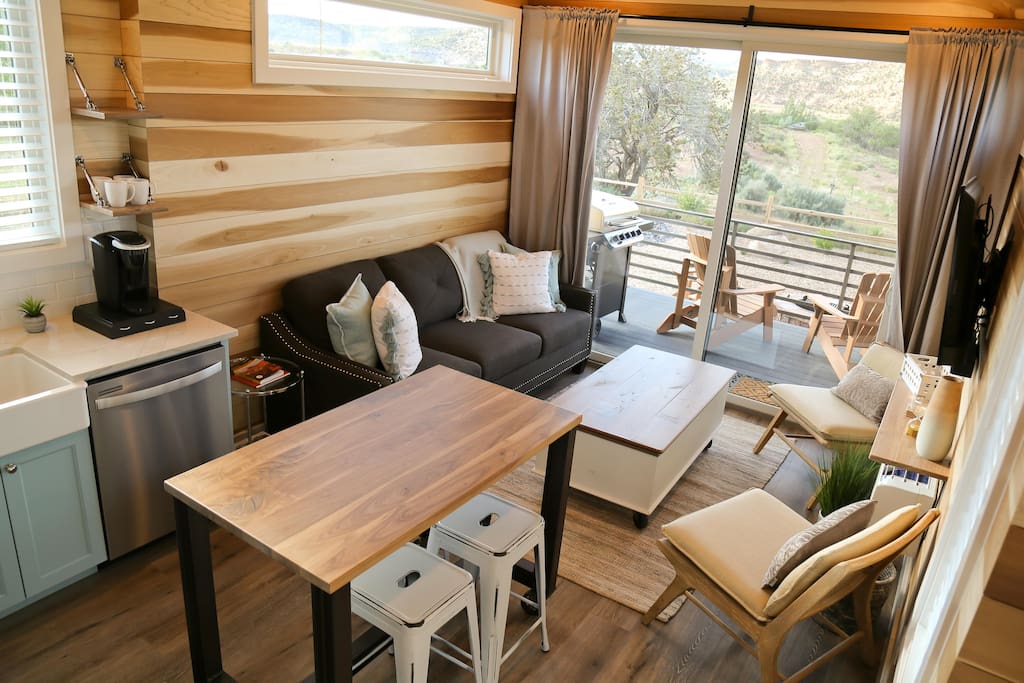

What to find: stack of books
left=232, top=357, right=289, bottom=388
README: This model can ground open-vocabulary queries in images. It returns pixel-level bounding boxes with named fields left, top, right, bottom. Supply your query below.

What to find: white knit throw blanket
left=436, top=230, right=508, bottom=322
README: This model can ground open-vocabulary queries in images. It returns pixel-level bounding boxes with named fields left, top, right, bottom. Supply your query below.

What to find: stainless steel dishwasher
left=87, top=344, right=233, bottom=559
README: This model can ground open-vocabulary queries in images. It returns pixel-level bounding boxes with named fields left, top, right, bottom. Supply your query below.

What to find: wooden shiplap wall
left=64, top=0, right=514, bottom=354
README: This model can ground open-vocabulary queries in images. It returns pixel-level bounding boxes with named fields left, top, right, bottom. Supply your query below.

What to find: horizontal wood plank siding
left=123, top=0, right=513, bottom=353
left=143, top=92, right=515, bottom=123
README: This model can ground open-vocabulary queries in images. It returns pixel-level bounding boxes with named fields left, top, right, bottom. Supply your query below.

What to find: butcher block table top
left=165, top=365, right=581, bottom=594
left=551, top=345, right=734, bottom=455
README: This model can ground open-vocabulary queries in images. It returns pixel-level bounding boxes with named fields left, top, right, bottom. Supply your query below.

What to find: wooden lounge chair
left=642, top=488, right=940, bottom=683
left=657, top=233, right=785, bottom=347
left=802, top=272, right=892, bottom=379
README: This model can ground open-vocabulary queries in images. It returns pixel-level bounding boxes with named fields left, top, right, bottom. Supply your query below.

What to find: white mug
left=104, top=180, right=136, bottom=208
left=91, top=175, right=112, bottom=204
left=127, top=178, right=151, bottom=205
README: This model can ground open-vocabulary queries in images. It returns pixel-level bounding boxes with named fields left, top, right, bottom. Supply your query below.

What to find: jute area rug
left=491, top=412, right=789, bottom=621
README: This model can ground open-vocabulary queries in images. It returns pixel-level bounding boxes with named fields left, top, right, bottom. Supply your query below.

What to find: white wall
left=0, top=214, right=137, bottom=329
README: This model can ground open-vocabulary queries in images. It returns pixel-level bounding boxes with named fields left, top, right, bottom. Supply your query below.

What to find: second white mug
left=128, top=178, right=150, bottom=205
left=91, top=175, right=112, bottom=204
left=104, top=180, right=136, bottom=208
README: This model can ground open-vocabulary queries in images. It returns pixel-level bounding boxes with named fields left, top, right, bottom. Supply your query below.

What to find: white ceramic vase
left=915, top=376, right=964, bottom=462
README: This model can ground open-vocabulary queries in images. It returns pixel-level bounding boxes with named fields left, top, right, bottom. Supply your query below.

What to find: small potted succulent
left=17, top=295, right=47, bottom=333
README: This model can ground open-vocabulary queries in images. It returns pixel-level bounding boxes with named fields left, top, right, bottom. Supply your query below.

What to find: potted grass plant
left=817, top=442, right=891, bottom=629
left=816, top=442, right=879, bottom=517
left=17, top=295, right=47, bottom=333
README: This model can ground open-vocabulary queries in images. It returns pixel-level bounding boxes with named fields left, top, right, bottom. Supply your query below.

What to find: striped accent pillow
left=488, top=250, right=557, bottom=316
left=761, top=499, right=876, bottom=589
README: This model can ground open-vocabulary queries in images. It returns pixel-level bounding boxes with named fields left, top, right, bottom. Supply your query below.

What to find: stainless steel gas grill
left=585, top=191, right=652, bottom=334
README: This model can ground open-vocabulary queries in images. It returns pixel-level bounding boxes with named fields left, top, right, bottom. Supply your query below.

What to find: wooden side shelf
left=79, top=196, right=168, bottom=217
left=870, top=379, right=951, bottom=481
left=72, top=108, right=162, bottom=120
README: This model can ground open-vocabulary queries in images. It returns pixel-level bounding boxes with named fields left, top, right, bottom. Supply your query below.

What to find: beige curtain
left=508, top=7, right=618, bottom=285
left=884, top=28, right=1024, bottom=354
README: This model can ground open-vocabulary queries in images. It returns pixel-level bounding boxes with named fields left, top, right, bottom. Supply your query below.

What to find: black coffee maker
left=90, top=231, right=154, bottom=315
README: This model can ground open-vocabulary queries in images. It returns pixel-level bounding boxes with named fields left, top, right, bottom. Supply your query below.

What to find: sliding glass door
left=590, top=21, right=905, bottom=399
left=706, top=51, right=904, bottom=389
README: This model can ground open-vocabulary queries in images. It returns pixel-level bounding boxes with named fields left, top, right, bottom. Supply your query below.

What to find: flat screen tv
left=938, top=179, right=987, bottom=376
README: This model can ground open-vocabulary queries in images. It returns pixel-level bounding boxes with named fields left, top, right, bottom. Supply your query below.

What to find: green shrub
left=779, top=185, right=846, bottom=227
left=814, top=229, right=837, bottom=251
left=676, top=187, right=711, bottom=214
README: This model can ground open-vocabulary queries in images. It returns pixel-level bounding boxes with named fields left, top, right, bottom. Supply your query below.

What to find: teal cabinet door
left=0, top=481, right=26, bottom=613
left=1, top=431, right=107, bottom=597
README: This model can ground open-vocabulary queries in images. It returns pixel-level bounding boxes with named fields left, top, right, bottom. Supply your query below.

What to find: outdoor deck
left=592, top=286, right=842, bottom=389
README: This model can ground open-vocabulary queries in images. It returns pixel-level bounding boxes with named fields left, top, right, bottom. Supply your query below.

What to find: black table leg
left=311, top=584, right=353, bottom=683
left=539, top=428, right=576, bottom=596
left=174, top=499, right=227, bottom=683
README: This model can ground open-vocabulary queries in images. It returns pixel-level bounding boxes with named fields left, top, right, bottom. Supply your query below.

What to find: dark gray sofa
left=259, top=243, right=596, bottom=423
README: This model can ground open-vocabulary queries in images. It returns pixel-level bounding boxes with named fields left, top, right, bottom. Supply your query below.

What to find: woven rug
left=491, top=413, right=789, bottom=621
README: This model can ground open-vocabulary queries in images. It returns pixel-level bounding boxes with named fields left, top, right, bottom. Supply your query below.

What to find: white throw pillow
left=487, top=250, right=557, bottom=316
left=371, top=281, right=422, bottom=380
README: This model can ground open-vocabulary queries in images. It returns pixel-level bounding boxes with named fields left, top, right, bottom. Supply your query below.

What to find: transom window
left=254, top=0, right=520, bottom=93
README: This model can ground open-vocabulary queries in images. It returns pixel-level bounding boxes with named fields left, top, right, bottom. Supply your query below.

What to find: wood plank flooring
left=0, top=385, right=875, bottom=683
left=595, top=286, right=843, bottom=389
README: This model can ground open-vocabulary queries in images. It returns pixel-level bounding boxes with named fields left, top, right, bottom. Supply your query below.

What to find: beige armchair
left=753, top=343, right=903, bottom=508
left=642, top=488, right=939, bottom=682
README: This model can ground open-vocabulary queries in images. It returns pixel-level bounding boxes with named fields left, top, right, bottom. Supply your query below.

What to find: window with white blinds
left=0, top=0, right=62, bottom=250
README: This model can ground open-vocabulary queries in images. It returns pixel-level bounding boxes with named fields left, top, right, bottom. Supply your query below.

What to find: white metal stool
left=352, top=543, right=484, bottom=683
left=427, top=493, right=549, bottom=683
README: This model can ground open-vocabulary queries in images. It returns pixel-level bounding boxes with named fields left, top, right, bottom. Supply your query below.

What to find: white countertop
left=0, top=310, right=237, bottom=381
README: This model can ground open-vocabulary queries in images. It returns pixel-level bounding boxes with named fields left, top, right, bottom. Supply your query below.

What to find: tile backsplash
left=0, top=214, right=137, bottom=329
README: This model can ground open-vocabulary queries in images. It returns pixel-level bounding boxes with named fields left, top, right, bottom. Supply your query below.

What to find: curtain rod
left=617, top=6, right=910, bottom=36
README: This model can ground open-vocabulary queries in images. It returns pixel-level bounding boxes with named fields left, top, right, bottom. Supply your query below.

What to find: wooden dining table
left=164, top=366, right=580, bottom=683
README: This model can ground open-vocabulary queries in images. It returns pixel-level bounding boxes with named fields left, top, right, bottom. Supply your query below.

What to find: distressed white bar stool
left=427, top=493, right=549, bottom=683
left=351, top=543, right=484, bottom=683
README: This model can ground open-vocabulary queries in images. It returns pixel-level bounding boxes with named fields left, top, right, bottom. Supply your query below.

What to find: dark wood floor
left=0, top=376, right=875, bottom=683
left=595, top=286, right=845, bottom=389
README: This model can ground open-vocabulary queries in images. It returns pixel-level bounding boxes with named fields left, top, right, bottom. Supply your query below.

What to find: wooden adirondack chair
left=657, top=233, right=785, bottom=347
left=802, top=272, right=892, bottom=379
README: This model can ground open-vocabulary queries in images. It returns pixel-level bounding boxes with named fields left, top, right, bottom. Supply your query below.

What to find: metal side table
left=230, top=355, right=305, bottom=444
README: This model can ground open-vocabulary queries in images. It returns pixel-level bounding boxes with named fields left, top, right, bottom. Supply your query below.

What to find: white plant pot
left=22, top=314, right=46, bottom=333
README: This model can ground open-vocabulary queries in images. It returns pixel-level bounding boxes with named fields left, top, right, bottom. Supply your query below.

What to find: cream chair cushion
left=764, top=504, right=920, bottom=617
left=860, top=342, right=904, bottom=381
left=662, top=488, right=810, bottom=622
left=772, top=384, right=881, bottom=442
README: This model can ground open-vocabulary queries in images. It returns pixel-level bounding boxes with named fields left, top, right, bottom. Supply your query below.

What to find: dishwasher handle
left=94, top=361, right=224, bottom=410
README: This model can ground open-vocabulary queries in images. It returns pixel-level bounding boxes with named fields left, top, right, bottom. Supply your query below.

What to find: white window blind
left=0, top=0, right=61, bottom=250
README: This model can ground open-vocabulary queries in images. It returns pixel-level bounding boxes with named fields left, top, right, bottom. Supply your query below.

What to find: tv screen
left=938, top=179, right=986, bottom=376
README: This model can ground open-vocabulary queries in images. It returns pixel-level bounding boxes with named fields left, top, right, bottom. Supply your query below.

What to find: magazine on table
left=232, top=357, right=289, bottom=388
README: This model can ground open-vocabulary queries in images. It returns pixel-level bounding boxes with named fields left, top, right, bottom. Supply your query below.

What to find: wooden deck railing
left=621, top=197, right=897, bottom=318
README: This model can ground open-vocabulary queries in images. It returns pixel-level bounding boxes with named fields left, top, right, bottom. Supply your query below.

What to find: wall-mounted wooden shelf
left=72, top=108, right=162, bottom=120
left=79, top=196, right=168, bottom=217
left=870, top=379, right=951, bottom=481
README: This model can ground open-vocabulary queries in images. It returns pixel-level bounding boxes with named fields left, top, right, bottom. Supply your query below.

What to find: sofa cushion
left=488, top=250, right=556, bottom=315
left=496, top=308, right=592, bottom=354
left=502, top=243, right=566, bottom=311
left=283, top=260, right=387, bottom=351
left=371, top=282, right=422, bottom=380
left=325, top=273, right=379, bottom=367
left=419, top=319, right=543, bottom=381
left=377, top=245, right=463, bottom=326
left=418, top=347, right=482, bottom=378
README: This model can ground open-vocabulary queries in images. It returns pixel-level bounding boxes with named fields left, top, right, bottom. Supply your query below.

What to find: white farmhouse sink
left=0, top=351, right=88, bottom=458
